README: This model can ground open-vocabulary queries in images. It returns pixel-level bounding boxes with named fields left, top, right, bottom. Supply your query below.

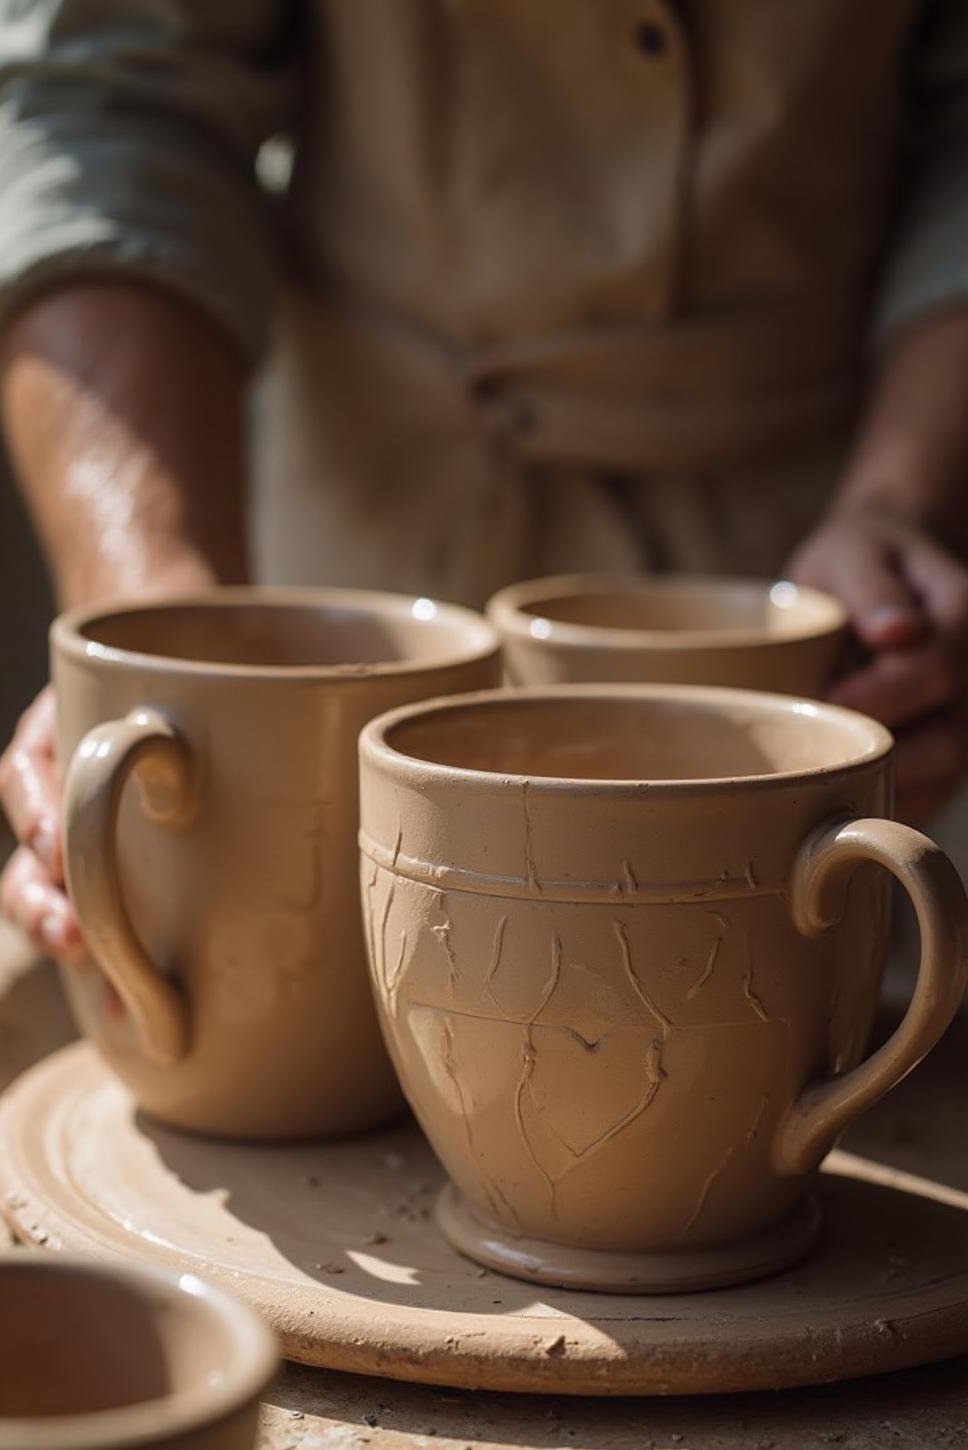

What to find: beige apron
left=251, top=0, right=920, bottom=606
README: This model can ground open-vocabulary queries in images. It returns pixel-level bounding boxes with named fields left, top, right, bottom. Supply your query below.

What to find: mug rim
left=51, top=586, right=499, bottom=682
left=0, top=1253, right=276, bottom=1450
left=486, top=572, right=848, bottom=651
left=361, top=683, right=894, bottom=797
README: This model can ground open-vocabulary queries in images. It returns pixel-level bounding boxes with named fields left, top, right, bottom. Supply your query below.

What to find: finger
left=901, top=534, right=968, bottom=642
left=804, top=531, right=929, bottom=651
left=0, top=846, right=84, bottom=962
left=829, top=640, right=959, bottom=726
left=0, top=690, right=62, bottom=881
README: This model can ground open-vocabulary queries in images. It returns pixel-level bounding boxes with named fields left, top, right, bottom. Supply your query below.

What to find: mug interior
left=0, top=1260, right=250, bottom=1419
left=384, top=692, right=887, bottom=784
left=511, top=577, right=843, bottom=642
left=74, top=595, right=492, bottom=671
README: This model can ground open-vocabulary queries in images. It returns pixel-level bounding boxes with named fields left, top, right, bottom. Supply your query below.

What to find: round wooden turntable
left=2, top=1044, right=968, bottom=1397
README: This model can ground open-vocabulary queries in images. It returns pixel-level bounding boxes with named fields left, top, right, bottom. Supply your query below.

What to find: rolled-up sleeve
left=0, top=2, right=296, bottom=365
left=874, top=1, right=968, bottom=345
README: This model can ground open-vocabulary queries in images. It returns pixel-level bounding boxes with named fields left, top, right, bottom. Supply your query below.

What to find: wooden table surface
left=1, top=923, right=965, bottom=1450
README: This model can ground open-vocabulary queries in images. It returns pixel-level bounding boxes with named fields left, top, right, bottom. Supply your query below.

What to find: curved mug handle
left=775, top=816, right=968, bottom=1176
left=62, top=708, right=194, bottom=1065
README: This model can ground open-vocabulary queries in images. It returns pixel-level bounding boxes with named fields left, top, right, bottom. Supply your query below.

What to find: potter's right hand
left=0, top=686, right=84, bottom=961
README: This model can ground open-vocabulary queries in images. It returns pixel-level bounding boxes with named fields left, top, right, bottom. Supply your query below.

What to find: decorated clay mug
left=487, top=573, right=847, bottom=693
left=0, top=1254, right=276, bottom=1449
left=359, top=685, right=968, bottom=1291
left=53, top=588, right=499, bottom=1138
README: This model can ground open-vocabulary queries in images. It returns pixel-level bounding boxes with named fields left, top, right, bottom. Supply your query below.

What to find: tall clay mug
left=53, top=588, right=499, bottom=1138
left=0, top=1254, right=276, bottom=1450
left=360, top=685, right=968, bottom=1291
left=487, top=573, right=847, bottom=692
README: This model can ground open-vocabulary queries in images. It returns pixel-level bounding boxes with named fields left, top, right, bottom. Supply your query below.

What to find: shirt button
left=633, top=20, right=667, bottom=56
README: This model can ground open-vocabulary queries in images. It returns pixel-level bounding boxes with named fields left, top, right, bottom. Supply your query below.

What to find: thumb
left=811, top=530, right=929, bottom=652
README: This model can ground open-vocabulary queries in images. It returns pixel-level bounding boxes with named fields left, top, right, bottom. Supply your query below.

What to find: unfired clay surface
left=487, top=574, right=848, bottom=693
left=3, top=1043, right=968, bottom=1399
left=0, top=1251, right=275, bottom=1449
left=51, top=588, right=500, bottom=1139
left=359, top=686, right=967, bottom=1291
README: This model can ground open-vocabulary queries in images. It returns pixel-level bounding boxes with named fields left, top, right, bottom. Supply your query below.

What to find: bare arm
left=0, top=281, right=249, bottom=956
left=2, top=282, right=249, bottom=606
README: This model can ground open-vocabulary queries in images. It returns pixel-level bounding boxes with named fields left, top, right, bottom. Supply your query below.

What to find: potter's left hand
left=787, top=507, right=968, bottom=825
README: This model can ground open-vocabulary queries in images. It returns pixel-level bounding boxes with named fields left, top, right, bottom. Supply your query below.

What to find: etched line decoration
left=683, top=1143, right=737, bottom=1236
left=686, top=911, right=729, bottom=1000
left=483, top=914, right=510, bottom=1013
left=359, top=832, right=783, bottom=905
left=430, top=890, right=460, bottom=990
left=378, top=881, right=396, bottom=997
left=538, top=1036, right=667, bottom=1173
left=613, top=919, right=674, bottom=1034
left=684, top=1094, right=770, bottom=1235
left=521, top=779, right=539, bottom=891
left=509, top=923, right=682, bottom=1215
left=742, top=932, right=770, bottom=1023
left=514, top=933, right=564, bottom=1212
left=440, top=1012, right=522, bottom=1229
left=385, top=930, right=408, bottom=1014
left=363, top=861, right=379, bottom=982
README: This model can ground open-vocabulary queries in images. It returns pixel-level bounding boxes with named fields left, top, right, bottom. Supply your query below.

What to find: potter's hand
left=0, top=687, right=83, bottom=960
left=788, top=508, right=968, bottom=824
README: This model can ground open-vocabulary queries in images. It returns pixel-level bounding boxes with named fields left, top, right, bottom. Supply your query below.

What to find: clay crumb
left=383, top=1152, right=404, bottom=1170
left=671, top=1437, right=684, bottom=1445
left=289, top=1410, right=304, bottom=1420
left=315, top=1262, right=345, bottom=1274
left=545, top=1334, right=567, bottom=1357
left=363, top=1413, right=378, bottom=1427
left=361, top=1231, right=388, bottom=1246
left=874, top=1316, right=896, bottom=1337
left=474, top=1267, right=488, bottom=1278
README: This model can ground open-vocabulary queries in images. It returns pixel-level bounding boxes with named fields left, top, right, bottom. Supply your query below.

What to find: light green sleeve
left=0, top=2, right=297, bottom=365
left=874, top=1, right=968, bottom=344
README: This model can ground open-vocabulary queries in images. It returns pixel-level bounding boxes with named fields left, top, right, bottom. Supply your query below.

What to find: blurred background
left=0, top=462, right=49, bottom=770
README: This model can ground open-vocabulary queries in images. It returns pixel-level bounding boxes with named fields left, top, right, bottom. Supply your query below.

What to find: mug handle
left=63, top=708, right=194, bottom=1065
left=775, top=816, right=968, bottom=1176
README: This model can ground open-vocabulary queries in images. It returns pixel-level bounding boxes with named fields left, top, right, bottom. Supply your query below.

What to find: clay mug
left=360, top=685, right=968, bottom=1291
left=53, top=587, right=499, bottom=1138
left=0, top=1253, right=276, bottom=1449
left=487, top=573, right=847, bottom=693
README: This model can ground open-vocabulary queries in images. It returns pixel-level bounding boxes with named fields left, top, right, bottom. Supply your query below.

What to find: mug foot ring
left=435, top=1184, right=822, bottom=1292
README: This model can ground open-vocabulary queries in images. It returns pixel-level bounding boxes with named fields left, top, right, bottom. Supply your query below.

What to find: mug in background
left=360, top=685, right=968, bottom=1291
left=487, top=573, right=847, bottom=693
left=0, top=1254, right=276, bottom=1450
left=53, top=587, right=499, bottom=1138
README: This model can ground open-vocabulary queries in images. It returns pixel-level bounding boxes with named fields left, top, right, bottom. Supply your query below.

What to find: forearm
left=0, top=282, right=250, bottom=608
left=833, top=312, right=968, bottom=549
